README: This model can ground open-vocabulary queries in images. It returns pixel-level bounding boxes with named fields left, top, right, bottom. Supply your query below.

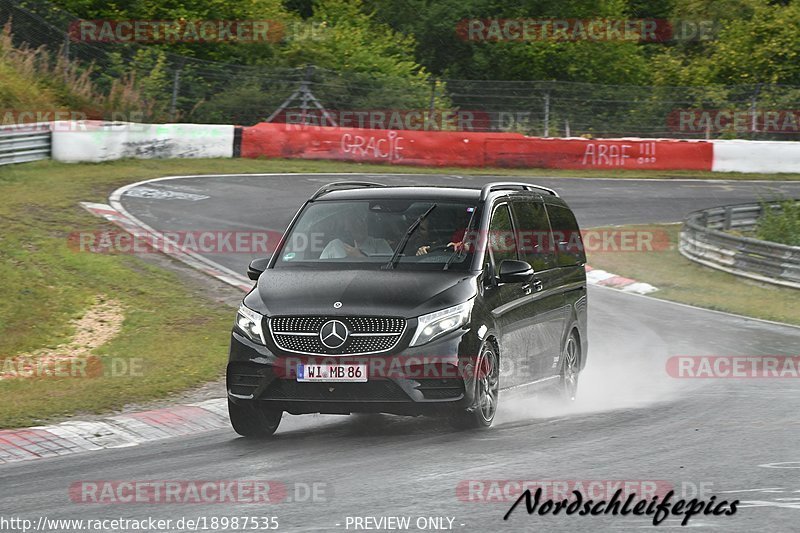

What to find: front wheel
left=451, top=341, right=499, bottom=429
left=559, top=331, right=581, bottom=401
left=228, top=399, right=282, bottom=437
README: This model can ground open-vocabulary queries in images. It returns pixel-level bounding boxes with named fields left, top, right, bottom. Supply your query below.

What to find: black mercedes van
left=227, top=181, right=587, bottom=436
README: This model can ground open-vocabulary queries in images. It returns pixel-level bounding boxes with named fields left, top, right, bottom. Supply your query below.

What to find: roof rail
left=310, top=181, right=387, bottom=200
left=479, top=182, right=559, bottom=201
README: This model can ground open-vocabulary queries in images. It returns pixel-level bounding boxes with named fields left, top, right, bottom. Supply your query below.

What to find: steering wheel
left=411, top=244, right=453, bottom=261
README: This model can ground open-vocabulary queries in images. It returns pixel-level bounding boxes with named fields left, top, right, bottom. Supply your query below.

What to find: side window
left=487, top=204, right=518, bottom=269
left=511, top=200, right=555, bottom=272
left=546, top=204, right=586, bottom=266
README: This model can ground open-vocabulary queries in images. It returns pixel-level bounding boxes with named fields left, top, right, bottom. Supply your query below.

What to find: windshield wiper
left=383, top=203, right=437, bottom=270
left=443, top=205, right=478, bottom=271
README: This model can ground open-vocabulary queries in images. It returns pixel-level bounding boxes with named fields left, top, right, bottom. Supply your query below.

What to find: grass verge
left=3, top=157, right=800, bottom=184
left=0, top=163, right=243, bottom=428
left=587, top=224, right=800, bottom=326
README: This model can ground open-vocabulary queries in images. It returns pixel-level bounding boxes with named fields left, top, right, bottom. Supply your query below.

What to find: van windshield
left=273, top=200, right=478, bottom=271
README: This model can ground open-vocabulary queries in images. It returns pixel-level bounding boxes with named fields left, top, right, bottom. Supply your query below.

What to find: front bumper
left=227, top=327, right=479, bottom=416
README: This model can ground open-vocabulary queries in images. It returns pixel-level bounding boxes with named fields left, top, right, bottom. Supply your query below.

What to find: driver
left=411, top=214, right=469, bottom=256
left=320, top=210, right=392, bottom=259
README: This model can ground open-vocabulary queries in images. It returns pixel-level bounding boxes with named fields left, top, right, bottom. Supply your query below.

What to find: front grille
left=269, top=316, right=406, bottom=355
left=264, top=380, right=409, bottom=402
left=347, top=336, right=401, bottom=353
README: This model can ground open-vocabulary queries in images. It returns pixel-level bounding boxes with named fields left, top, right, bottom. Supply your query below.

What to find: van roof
left=315, top=184, right=563, bottom=204
left=317, top=186, right=481, bottom=202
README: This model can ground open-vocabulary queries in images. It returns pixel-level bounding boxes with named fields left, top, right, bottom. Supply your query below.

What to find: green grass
left=1, top=158, right=798, bottom=428
left=0, top=161, right=239, bottom=428
left=3, top=157, right=800, bottom=184
left=587, top=224, right=800, bottom=326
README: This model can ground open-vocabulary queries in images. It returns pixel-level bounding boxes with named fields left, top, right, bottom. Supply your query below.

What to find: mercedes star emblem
left=319, top=319, right=348, bottom=349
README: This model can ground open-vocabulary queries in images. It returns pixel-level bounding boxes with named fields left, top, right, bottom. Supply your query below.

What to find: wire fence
left=2, top=0, right=800, bottom=140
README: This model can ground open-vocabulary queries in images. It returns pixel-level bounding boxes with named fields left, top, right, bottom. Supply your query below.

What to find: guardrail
left=0, top=123, right=51, bottom=166
left=679, top=202, right=800, bottom=289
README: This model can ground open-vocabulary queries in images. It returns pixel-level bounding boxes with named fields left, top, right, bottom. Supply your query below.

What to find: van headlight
left=235, top=304, right=266, bottom=344
left=410, top=300, right=474, bottom=346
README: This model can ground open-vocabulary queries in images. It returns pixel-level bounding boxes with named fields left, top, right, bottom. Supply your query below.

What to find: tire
left=559, top=330, right=581, bottom=402
left=228, top=399, right=282, bottom=437
left=451, top=341, right=499, bottom=429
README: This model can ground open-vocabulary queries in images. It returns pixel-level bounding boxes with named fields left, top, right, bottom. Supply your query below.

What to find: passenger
left=320, top=210, right=392, bottom=258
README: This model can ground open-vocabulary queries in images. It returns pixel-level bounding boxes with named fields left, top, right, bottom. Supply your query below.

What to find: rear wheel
left=559, top=331, right=581, bottom=401
left=451, top=341, right=499, bottom=429
left=228, top=399, right=282, bottom=437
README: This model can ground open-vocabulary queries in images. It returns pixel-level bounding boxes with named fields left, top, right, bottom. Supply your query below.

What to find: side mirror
left=498, top=259, right=534, bottom=284
left=247, top=257, right=270, bottom=281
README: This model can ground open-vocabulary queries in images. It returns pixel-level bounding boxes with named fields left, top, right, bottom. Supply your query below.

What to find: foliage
left=26, top=0, right=800, bottom=88
left=756, top=199, right=800, bottom=247
left=0, top=22, right=161, bottom=119
left=6, top=0, right=800, bottom=129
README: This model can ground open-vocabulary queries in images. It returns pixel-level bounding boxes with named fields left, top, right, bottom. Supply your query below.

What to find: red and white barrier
left=242, top=122, right=508, bottom=166
left=241, top=123, right=715, bottom=171
left=711, top=140, right=800, bottom=173
left=51, top=121, right=234, bottom=163
left=39, top=119, right=800, bottom=173
left=483, top=136, right=712, bottom=170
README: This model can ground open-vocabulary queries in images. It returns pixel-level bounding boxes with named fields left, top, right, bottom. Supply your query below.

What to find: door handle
left=522, top=279, right=543, bottom=295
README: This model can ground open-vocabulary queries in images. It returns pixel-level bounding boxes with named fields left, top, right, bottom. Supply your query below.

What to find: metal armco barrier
left=680, top=202, right=800, bottom=289
left=0, top=123, right=51, bottom=166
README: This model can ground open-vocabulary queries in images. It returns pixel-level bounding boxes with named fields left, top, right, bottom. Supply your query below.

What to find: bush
left=0, top=23, right=160, bottom=120
left=756, top=199, right=800, bottom=247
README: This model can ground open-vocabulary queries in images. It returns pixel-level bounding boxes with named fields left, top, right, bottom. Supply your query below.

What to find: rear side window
left=546, top=204, right=586, bottom=266
left=511, top=200, right=555, bottom=272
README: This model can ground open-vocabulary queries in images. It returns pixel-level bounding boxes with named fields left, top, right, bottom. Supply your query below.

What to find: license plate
left=297, top=364, right=368, bottom=382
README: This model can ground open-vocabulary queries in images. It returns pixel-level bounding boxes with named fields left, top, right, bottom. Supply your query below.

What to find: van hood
left=245, top=269, right=478, bottom=319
